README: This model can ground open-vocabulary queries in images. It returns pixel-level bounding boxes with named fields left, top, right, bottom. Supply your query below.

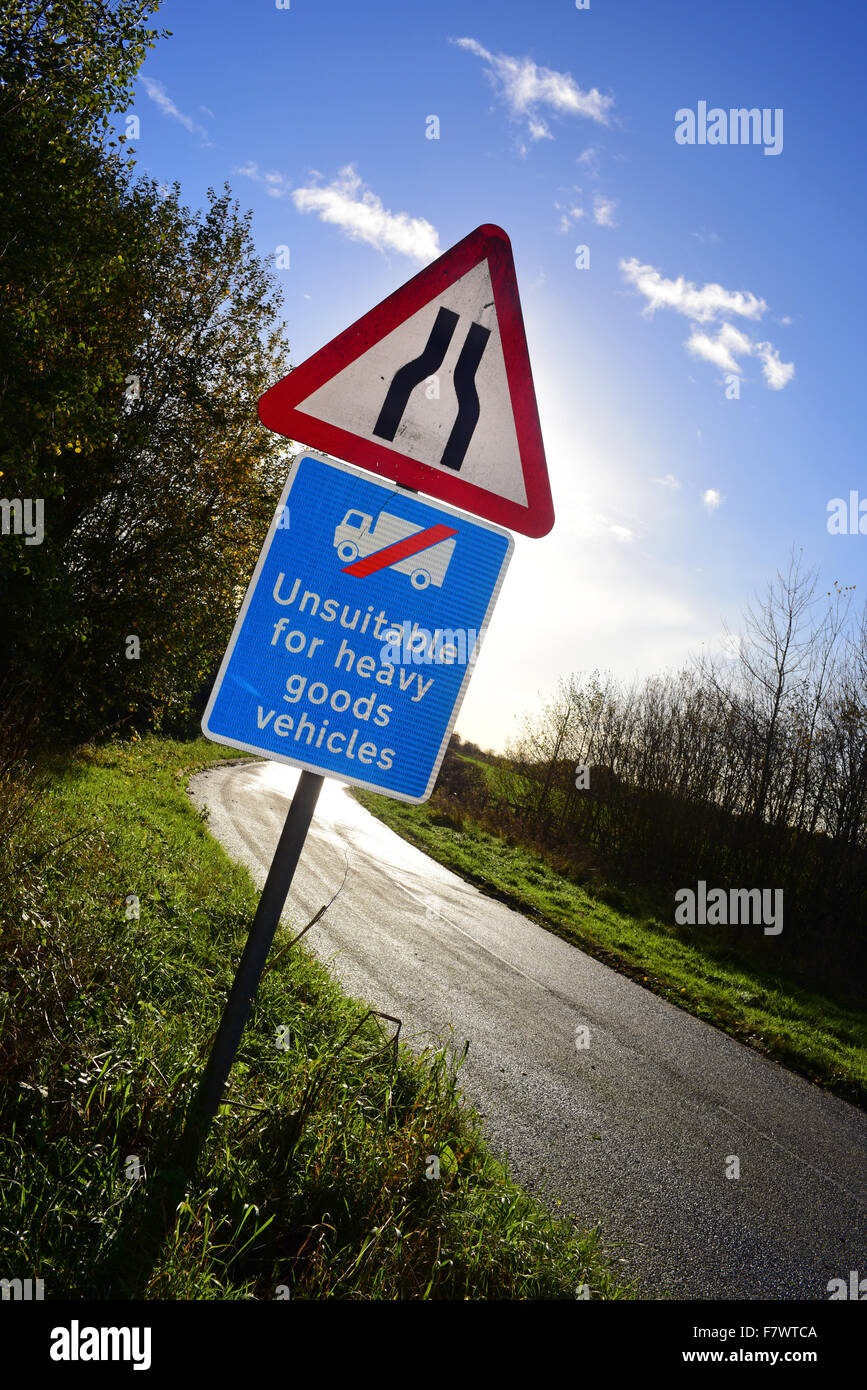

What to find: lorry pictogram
left=333, top=508, right=456, bottom=589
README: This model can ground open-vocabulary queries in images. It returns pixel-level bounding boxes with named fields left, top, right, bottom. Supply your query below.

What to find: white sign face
left=295, top=260, right=527, bottom=507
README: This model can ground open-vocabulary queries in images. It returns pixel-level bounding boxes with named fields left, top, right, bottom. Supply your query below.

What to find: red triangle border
left=258, top=225, right=554, bottom=538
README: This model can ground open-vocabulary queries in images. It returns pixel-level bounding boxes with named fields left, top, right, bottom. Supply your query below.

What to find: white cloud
left=554, top=199, right=585, bottom=232
left=593, top=193, right=618, bottom=227
left=702, top=488, right=724, bottom=512
left=620, top=258, right=766, bottom=322
left=620, top=257, right=794, bottom=390
left=528, top=118, right=553, bottom=142
left=686, top=323, right=794, bottom=387
left=652, top=473, right=681, bottom=489
left=291, top=166, right=440, bottom=264
left=756, top=341, right=795, bottom=390
left=573, top=512, right=636, bottom=543
left=235, top=162, right=290, bottom=198
left=686, top=322, right=754, bottom=374
left=451, top=37, right=613, bottom=140
left=139, top=77, right=209, bottom=140
left=577, top=145, right=602, bottom=174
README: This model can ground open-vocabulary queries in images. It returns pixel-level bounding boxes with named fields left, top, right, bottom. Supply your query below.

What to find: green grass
left=352, top=790, right=867, bottom=1109
left=0, top=736, right=633, bottom=1300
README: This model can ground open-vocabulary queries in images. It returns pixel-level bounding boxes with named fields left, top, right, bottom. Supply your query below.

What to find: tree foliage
left=498, top=555, right=867, bottom=956
left=1, top=1, right=293, bottom=735
left=0, top=0, right=166, bottom=129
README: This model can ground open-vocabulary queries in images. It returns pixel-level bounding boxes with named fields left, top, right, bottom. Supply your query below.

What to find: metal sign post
left=183, top=769, right=323, bottom=1150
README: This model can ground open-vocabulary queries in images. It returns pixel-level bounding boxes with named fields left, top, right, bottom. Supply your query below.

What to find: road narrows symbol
left=341, top=522, right=458, bottom=578
left=441, top=321, right=490, bottom=471
left=373, top=311, right=491, bottom=472
left=374, top=307, right=458, bottom=441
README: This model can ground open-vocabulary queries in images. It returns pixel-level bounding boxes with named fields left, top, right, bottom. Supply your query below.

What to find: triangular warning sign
left=258, top=225, right=554, bottom=538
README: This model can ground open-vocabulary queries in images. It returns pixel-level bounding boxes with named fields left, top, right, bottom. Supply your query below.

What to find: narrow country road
left=189, top=760, right=867, bottom=1300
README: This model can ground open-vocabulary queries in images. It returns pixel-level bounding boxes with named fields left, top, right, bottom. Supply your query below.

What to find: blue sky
left=129, top=0, right=867, bottom=750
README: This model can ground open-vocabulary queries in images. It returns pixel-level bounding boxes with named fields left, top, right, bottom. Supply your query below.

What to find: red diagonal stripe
left=342, top=523, right=457, bottom=577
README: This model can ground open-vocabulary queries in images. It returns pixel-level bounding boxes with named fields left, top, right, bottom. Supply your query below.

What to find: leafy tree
left=1, top=1, right=294, bottom=735
left=1, top=1, right=168, bottom=522
left=0, top=0, right=166, bottom=130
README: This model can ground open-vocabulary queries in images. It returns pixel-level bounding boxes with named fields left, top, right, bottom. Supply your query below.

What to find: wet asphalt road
left=189, top=759, right=867, bottom=1300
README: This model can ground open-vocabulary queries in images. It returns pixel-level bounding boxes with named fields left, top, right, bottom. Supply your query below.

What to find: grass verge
left=352, top=789, right=866, bottom=1110
left=0, top=736, right=633, bottom=1300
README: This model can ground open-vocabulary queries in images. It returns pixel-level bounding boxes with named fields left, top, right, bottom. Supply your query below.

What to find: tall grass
left=0, top=735, right=631, bottom=1300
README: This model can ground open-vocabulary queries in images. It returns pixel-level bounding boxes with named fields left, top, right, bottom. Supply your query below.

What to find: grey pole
left=184, top=769, right=324, bottom=1149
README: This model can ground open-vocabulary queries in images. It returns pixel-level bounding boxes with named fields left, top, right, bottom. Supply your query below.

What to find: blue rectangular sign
left=202, top=452, right=513, bottom=802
